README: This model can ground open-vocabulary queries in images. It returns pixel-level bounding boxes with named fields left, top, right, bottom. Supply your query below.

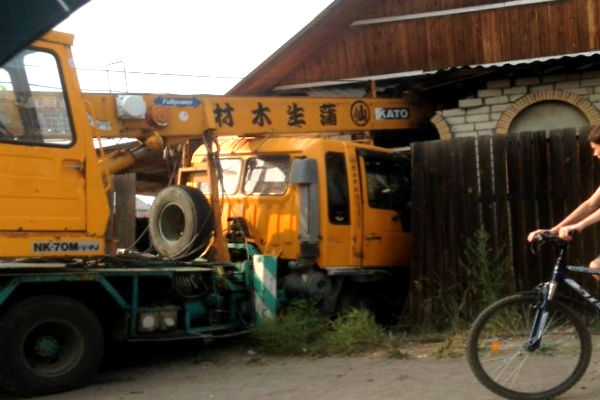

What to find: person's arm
left=528, top=185, right=600, bottom=242
left=558, top=203, right=600, bottom=239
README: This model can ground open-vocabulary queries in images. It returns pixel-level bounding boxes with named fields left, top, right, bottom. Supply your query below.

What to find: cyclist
left=528, top=125, right=600, bottom=277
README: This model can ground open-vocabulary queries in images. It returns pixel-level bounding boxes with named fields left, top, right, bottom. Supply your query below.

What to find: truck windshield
left=198, top=158, right=242, bottom=195
left=243, top=155, right=291, bottom=195
left=0, top=49, right=73, bottom=146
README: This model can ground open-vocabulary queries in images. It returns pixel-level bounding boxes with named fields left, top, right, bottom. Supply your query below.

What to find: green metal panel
left=97, top=276, right=129, bottom=308
left=129, top=277, right=139, bottom=337
left=184, top=299, right=208, bottom=332
left=0, top=258, right=254, bottom=340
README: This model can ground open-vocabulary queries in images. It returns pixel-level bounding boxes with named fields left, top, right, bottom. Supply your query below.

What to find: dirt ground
left=2, top=338, right=599, bottom=400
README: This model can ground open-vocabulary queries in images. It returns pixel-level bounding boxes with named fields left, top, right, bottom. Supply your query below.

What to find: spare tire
left=149, top=185, right=214, bottom=260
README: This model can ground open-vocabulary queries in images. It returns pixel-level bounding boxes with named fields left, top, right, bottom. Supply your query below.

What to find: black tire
left=467, top=293, right=591, bottom=400
left=149, top=185, right=214, bottom=260
left=0, top=296, right=104, bottom=396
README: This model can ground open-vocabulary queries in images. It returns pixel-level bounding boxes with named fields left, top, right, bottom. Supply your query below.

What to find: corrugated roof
left=273, top=51, right=600, bottom=92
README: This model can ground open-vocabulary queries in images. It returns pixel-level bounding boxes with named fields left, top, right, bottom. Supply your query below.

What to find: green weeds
left=322, top=309, right=384, bottom=355
left=411, top=226, right=513, bottom=333
left=250, top=226, right=512, bottom=357
left=250, top=301, right=383, bottom=356
left=249, top=301, right=327, bottom=355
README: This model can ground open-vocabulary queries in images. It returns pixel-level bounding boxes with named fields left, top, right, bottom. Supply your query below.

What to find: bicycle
left=467, top=231, right=600, bottom=400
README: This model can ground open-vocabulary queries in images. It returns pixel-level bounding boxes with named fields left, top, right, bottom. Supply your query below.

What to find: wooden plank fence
left=408, top=128, right=600, bottom=325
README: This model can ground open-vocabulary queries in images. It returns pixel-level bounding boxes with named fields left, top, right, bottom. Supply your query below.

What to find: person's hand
left=558, top=225, right=581, bottom=241
left=527, top=229, right=552, bottom=242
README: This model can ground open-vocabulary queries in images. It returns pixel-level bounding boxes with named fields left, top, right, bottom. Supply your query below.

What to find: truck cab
left=184, top=136, right=412, bottom=313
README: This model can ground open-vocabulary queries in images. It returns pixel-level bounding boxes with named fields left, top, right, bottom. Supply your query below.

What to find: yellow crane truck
left=0, top=31, right=429, bottom=395
left=185, top=136, right=413, bottom=316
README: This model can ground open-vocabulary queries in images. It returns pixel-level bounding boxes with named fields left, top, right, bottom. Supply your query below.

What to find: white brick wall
left=466, top=106, right=490, bottom=115
left=581, top=78, right=600, bottom=87
left=503, top=86, right=527, bottom=95
left=491, top=104, right=511, bottom=113
left=452, top=123, right=475, bottom=133
left=446, top=116, right=466, bottom=124
left=477, top=89, right=503, bottom=98
left=555, top=81, right=580, bottom=89
left=509, top=94, right=526, bottom=102
left=530, top=84, right=554, bottom=92
left=437, top=69, right=600, bottom=139
left=441, top=108, right=465, bottom=117
left=458, top=98, right=483, bottom=108
left=485, top=96, right=509, bottom=105
left=466, top=114, right=489, bottom=123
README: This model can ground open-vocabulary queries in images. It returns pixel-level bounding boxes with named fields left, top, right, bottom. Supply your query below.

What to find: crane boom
left=83, top=93, right=430, bottom=142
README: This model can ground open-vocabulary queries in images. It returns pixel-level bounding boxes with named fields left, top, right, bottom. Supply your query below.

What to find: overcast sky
left=56, top=0, right=334, bottom=94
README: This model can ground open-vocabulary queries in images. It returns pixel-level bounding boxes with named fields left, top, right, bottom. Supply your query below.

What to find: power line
left=76, top=67, right=245, bottom=81
left=77, top=66, right=371, bottom=85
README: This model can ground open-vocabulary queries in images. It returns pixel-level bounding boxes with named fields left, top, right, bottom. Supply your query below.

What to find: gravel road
left=3, top=339, right=598, bottom=400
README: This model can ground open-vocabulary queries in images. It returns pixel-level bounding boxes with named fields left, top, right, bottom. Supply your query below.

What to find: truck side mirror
left=289, top=158, right=318, bottom=184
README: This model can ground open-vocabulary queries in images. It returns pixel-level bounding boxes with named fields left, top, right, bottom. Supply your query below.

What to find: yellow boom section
left=83, top=93, right=429, bottom=142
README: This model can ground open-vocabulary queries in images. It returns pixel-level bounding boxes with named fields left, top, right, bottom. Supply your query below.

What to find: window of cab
left=243, top=155, right=291, bottom=196
left=197, top=158, right=242, bottom=195
left=0, top=49, right=74, bottom=147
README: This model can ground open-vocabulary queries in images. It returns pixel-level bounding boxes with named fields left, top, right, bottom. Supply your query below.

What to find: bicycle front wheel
left=467, top=293, right=591, bottom=400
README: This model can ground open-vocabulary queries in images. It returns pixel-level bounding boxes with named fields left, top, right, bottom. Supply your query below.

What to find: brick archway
left=430, top=112, right=452, bottom=140
left=496, top=90, right=600, bottom=135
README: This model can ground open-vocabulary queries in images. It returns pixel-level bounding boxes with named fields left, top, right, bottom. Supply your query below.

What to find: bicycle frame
left=527, top=240, right=600, bottom=351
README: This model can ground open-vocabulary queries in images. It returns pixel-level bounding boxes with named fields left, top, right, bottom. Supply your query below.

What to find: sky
left=56, top=0, right=334, bottom=94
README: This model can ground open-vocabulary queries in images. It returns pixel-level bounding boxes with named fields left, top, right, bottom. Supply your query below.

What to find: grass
left=250, top=227, right=512, bottom=358
left=250, top=301, right=386, bottom=356
left=249, top=301, right=328, bottom=355
left=249, top=300, right=469, bottom=359
left=322, top=309, right=385, bottom=355
left=409, top=226, right=513, bottom=334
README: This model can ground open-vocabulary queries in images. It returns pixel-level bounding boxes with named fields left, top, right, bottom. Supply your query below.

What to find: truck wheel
left=0, top=296, right=104, bottom=396
left=149, top=185, right=214, bottom=260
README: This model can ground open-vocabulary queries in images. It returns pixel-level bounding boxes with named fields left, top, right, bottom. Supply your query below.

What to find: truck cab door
left=0, top=48, right=86, bottom=232
left=358, top=150, right=411, bottom=267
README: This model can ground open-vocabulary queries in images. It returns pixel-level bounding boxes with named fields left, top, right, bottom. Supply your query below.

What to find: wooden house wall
left=277, top=0, right=600, bottom=88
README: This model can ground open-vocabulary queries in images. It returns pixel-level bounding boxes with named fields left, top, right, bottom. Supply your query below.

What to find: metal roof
left=274, top=51, right=600, bottom=93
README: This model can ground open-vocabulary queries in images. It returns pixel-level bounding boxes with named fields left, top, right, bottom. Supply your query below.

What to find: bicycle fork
left=526, top=246, right=566, bottom=351
left=526, top=281, right=558, bottom=351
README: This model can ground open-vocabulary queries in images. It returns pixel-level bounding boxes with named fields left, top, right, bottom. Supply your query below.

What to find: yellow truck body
left=0, top=31, right=109, bottom=257
left=0, top=31, right=426, bottom=317
left=187, top=137, right=411, bottom=271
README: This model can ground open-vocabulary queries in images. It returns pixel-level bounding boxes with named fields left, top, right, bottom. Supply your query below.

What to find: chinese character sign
left=251, top=102, right=272, bottom=127
left=319, top=103, right=337, bottom=126
left=213, top=103, right=235, bottom=127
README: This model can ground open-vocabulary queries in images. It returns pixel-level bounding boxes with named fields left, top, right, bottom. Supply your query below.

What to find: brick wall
left=433, top=70, right=600, bottom=139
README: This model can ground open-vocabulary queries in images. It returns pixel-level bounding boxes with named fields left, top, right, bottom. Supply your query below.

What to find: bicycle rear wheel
left=467, top=293, right=591, bottom=400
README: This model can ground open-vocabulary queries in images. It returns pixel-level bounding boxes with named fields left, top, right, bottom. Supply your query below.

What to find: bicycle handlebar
left=533, top=230, right=579, bottom=243
left=530, top=231, right=572, bottom=255
left=533, top=231, right=561, bottom=243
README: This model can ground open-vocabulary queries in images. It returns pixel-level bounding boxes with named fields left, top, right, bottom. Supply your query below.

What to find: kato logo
left=375, top=107, right=409, bottom=120
left=33, top=241, right=101, bottom=253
